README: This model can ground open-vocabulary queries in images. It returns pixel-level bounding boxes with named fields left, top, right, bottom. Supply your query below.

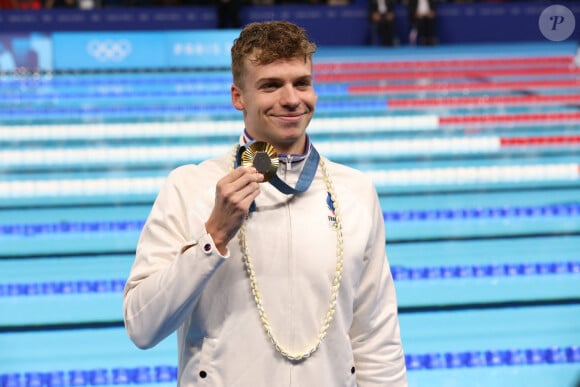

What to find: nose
left=279, top=85, right=300, bottom=109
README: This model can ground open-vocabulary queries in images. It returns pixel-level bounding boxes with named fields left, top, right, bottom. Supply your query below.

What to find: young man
left=123, top=21, right=407, bottom=386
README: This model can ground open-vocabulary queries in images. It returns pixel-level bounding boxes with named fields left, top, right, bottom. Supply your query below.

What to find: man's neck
left=241, top=129, right=310, bottom=160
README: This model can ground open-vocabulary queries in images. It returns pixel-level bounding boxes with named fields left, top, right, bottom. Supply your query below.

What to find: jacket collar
left=240, top=129, right=311, bottom=164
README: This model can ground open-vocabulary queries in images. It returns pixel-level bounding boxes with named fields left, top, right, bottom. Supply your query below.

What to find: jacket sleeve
left=123, top=167, right=227, bottom=349
left=350, top=187, right=408, bottom=386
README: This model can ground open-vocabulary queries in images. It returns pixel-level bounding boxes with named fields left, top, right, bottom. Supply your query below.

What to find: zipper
left=282, top=156, right=295, bottom=385
left=285, top=154, right=294, bottom=171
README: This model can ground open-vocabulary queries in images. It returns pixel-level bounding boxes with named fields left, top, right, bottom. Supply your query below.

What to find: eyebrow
left=256, top=74, right=312, bottom=84
left=256, top=77, right=282, bottom=84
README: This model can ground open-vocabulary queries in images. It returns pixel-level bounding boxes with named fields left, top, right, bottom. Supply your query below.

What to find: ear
left=231, top=84, right=245, bottom=111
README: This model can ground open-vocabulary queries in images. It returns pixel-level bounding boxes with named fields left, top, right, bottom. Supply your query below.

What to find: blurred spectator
left=155, top=0, right=183, bottom=5
left=369, top=0, right=397, bottom=46
left=20, top=0, right=43, bottom=7
left=1, top=0, right=43, bottom=8
left=0, top=0, right=19, bottom=8
left=45, top=0, right=101, bottom=8
left=45, top=0, right=77, bottom=7
left=408, top=0, right=437, bottom=45
left=215, top=0, right=242, bottom=29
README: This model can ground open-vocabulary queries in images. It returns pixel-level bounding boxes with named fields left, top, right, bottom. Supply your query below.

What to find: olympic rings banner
left=52, top=30, right=239, bottom=71
left=0, top=30, right=239, bottom=72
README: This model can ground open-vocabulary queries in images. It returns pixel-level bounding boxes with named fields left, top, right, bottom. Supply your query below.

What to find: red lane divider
left=440, top=112, right=580, bottom=125
left=316, top=67, right=580, bottom=82
left=389, top=94, right=580, bottom=108
left=349, top=79, right=580, bottom=94
left=314, top=56, right=574, bottom=72
left=500, top=135, right=580, bottom=147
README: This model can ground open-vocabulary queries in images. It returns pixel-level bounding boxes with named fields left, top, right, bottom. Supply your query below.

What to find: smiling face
left=231, top=55, right=317, bottom=155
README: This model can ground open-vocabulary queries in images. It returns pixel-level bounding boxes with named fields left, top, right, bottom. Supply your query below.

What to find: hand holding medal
left=240, top=141, right=279, bottom=182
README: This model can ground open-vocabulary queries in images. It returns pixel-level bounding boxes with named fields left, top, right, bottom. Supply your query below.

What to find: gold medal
left=240, top=141, right=279, bottom=182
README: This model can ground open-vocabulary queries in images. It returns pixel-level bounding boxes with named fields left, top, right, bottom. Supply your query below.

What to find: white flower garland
left=232, top=145, right=344, bottom=362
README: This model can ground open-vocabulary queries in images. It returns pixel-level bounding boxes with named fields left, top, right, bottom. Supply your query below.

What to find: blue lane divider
left=391, top=261, right=579, bottom=281
left=0, top=83, right=349, bottom=100
left=404, top=345, right=580, bottom=370
left=0, top=279, right=126, bottom=297
left=1, top=346, right=578, bottom=386
left=0, top=90, right=231, bottom=100
left=0, top=105, right=236, bottom=116
left=1, top=204, right=578, bottom=237
left=0, top=78, right=349, bottom=95
left=0, top=220, right=145, bottom=237
left=0, top=98, right=385, bottom=118
left=383, top=203, right=580, bottom=222
left=0, top=365, right=177, bottom=387
left=1, top=261, right=577, bottom=297
left=0, top=75, right=233, bottom=86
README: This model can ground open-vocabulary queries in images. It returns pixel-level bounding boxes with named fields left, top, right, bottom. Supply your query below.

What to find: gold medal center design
left=241, top=142, right=279, bottom=182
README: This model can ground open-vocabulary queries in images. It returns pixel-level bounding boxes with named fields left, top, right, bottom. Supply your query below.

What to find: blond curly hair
left=231, top=21, right=317, bottom=88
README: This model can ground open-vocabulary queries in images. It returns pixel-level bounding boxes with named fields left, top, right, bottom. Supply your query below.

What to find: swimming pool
left=1, top=41, right=578, bottom=387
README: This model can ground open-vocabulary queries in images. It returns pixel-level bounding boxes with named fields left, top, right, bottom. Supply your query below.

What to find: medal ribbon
left=236, top=141, right=320, bottom=196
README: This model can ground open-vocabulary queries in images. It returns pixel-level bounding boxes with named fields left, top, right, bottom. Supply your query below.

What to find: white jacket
left=123, top=141, right=407, bottom=387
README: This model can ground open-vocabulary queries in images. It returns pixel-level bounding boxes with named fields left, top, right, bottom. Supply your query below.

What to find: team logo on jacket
left=326, top=192, right=337, bottom=230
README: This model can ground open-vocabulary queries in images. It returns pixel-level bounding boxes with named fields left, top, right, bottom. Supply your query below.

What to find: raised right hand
left=205, top=166, right=264, bottom=254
